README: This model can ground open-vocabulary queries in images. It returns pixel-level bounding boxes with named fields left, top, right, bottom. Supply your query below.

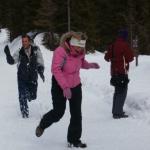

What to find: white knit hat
left=70, top=37, right=86, bottom=48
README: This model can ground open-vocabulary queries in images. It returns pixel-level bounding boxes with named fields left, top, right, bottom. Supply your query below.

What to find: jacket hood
left=59, top=31, right=87, bottom=48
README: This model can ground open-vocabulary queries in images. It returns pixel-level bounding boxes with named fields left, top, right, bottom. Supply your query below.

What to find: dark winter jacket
left=7, top=45, right=44, bottom=82
left=104, top=37, right=134, bottom=75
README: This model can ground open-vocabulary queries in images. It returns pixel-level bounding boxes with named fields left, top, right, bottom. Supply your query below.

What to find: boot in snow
left=35, top=126, right=44, bottom=137
left=68, top=141, right=87, bottom=148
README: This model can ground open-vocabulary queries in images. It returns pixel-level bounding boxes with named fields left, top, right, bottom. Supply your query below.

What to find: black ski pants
left=112, top=84, right=128, bottom=115
left=18, top=79, right=37, bottom=116
left=39, top=76, right=82, bottom=144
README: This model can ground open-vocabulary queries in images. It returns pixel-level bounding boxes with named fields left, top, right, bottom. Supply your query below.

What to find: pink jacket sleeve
left=51, top=47, right=69, bottom=90
left=81, top=57, right=93, bottom=69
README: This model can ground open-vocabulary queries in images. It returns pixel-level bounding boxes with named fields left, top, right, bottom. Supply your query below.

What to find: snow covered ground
left=0, top=30, right=150, bottom=150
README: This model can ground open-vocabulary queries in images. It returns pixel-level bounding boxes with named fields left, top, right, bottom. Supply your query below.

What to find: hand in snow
left=63, top=88, right=72, bottom=99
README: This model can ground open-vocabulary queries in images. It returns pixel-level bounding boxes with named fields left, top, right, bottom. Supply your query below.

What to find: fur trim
left=60, top=31, right=87, bottom=47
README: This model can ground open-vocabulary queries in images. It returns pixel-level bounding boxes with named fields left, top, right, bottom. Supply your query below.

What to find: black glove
left=4, top=45, right=15, bottom=64
left=38, top=66, right=45, bottom=82
left=4, top=45, right=10, bottom=56
left=39, top=72, right=45, bottom=82
left=38, top=66, right=44, bottom=73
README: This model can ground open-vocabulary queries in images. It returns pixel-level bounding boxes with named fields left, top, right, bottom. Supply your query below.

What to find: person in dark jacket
left=4, top=35, right=45, bottom=118
left=104, top=29, right=134, bottom=119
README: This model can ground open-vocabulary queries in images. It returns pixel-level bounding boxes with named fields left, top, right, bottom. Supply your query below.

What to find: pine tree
left=52, top=0, right=68, bottom=33
left=33, top=0, right=57, bottom=31
left=65, top=0, right=99, bottom=50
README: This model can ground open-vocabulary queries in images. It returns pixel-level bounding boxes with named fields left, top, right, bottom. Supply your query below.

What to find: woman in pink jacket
left=35, top=31, right=99, bottom=148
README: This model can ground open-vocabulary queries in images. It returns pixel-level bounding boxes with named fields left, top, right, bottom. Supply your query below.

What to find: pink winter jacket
left=51, top=46, right=92, bottom=90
